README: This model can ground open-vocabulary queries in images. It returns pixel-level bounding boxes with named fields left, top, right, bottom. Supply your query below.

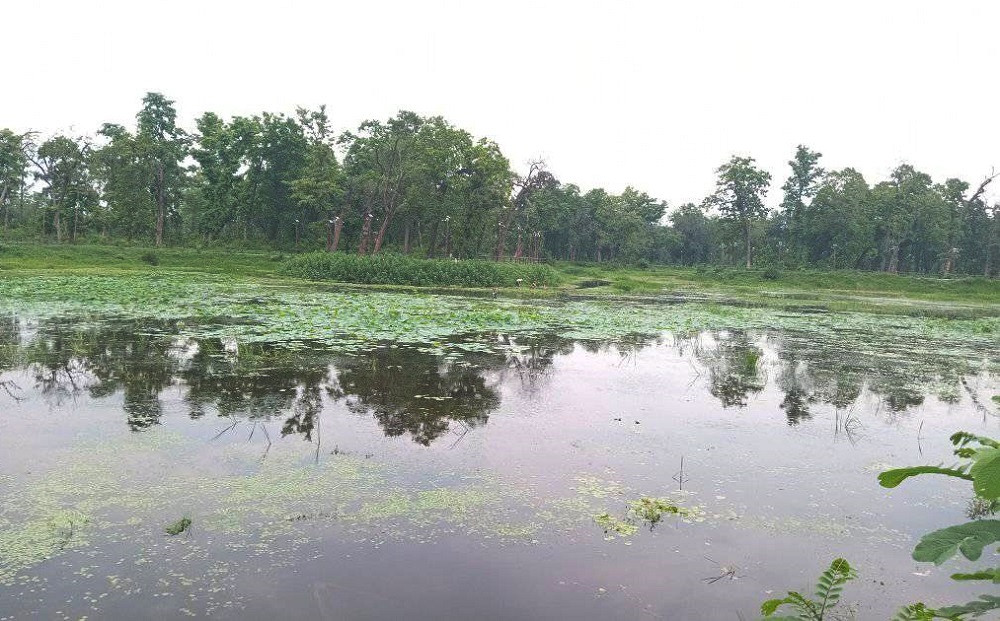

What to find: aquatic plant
left=760, top=558, right=856, bottom=620
left=594, top=496, right=701, bottom=539
left=280, top=252, right=559, bottom=288
left=594, top=512, right=638, bottom=537
left=165, top=516, right=192, bottom=535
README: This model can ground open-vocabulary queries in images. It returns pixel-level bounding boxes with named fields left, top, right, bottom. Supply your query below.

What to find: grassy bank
left=1, top=243, right=998, bottom=316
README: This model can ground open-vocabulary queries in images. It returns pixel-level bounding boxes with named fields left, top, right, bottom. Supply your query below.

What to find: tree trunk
left=887, top=242, right=900, bottom=274
left=403, top=222, right=411, bottom=254
left=358, top=214, right=372, bottom=255
left=54, top=210, right=62, bottom=243
left=513, top=232, right=523, bottom=259
left=426, top=221, right=439, bottom=259
left=372, top=213, right=392, bottom=254
left=155, top=162, right=165, bottom=247
left=326, top=220, right=334, bottom=252
left=745, top=221, right=752, bottom=269
left=0, top=186, right=8, bottom=231
left=332, top=218, right=343, bottom=252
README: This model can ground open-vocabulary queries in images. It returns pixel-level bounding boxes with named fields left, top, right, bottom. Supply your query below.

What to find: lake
left=1, top=287, right=998, bottom=619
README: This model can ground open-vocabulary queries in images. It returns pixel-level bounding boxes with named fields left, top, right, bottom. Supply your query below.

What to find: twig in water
left=211, top=417, right=239, bottom=441
left=673, top=456, right=687, bottom=490
left=917, top=419, right=924, bottom=456
left=260, top=423, right=272, bottom=461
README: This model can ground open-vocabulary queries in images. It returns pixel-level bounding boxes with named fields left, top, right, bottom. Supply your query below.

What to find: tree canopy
left=1, top=92, right=997, bottom=276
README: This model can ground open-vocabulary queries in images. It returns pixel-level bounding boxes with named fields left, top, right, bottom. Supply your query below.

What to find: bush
left=139, top=251, right=159, bottom=266
left=280, top=252, right=560, bottom=288
left=762, top=266, right=781, bottom=280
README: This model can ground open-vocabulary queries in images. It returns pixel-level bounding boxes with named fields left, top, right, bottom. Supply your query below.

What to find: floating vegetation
left=594, top=495, right=704, bottom=540
left=628, top=496, right=702, bottom=526
left=595, top=512, right=639, bottom=537
left=0, top=509, right=90, bottom=583
left=165, top=517, right=192, bottom=536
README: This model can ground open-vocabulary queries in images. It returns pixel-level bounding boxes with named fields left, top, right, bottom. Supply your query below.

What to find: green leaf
left=913, top=520, right=1000, bottom=564
left=878, top=466, right=972, bottom=488
left=951, top=567, right=1000, bottom=583
left=937, top=595, right=1000, bottom=618
left=760, top=599, right=783, bottom=616
left=970, top=448, right=1000, bottom=499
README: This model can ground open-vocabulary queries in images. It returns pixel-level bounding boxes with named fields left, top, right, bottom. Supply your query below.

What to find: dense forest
left=1, top=92, right=997, bottom=275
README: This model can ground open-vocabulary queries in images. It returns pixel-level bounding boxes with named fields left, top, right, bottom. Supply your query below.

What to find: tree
left=670, top=203, right=716, bottom=264
left=0, top=129, right=32, bottom=231
left=496, top=160, right=557, bottom=260
left=780, top=145, right=825, bottom=261
left=704, top=156, right=772, bottom=268
left=288, top=106, right=342, bottom=250
left=136, top=93, right=188, bottom=246
left=29, top=135, right=96, bottom=242
left=92, top=123, right=153, bottom=239
left=341, top=111, right=424, bottom=255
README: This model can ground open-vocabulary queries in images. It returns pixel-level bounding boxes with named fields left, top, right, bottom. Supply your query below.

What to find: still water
left=1, top=314, right=997, bottom=619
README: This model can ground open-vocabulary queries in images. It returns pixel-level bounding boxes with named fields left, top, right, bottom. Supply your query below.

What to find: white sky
left=3, top=0, right=999, bottom=207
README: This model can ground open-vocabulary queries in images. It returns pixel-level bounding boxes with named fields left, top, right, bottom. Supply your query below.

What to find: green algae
left=0, top=273, right=996, bottom=363
left=165, top=517, right=192, bottom=536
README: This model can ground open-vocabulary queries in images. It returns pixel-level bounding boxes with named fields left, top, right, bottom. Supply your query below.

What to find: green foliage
left=914, top=521, right=1000, bottom=564
left=878, top=430, right=1000, bottom=618
left=164, top=516, right=191, bottom=536
left=281, top=252, right=559, bottom=288
left=594, top=496, right=700, bottom=539
left=139, top=250, right=159, bottom=266
left=761, top=558, right=856, bottom=620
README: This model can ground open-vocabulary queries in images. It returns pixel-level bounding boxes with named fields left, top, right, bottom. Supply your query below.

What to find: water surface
left=1, top=310, right=998, bottom=619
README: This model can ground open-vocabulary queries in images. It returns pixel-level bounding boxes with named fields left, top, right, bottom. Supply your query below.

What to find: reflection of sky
left=1, top=318, right=998, bottom=619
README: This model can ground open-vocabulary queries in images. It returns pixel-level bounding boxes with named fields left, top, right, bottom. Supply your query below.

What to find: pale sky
left=4, top=0, right=999, bottom=207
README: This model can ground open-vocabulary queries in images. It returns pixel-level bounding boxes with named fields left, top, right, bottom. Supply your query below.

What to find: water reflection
left=0, top=316, right=993, bottom=444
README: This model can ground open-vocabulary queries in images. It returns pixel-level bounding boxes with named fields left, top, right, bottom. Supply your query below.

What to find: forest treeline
left=1, top=92, right=997, bottom=275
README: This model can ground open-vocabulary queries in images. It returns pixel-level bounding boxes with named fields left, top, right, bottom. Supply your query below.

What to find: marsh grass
left=281, top=252, right=560, bottom=288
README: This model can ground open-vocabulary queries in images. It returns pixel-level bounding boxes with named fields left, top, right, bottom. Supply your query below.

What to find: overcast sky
left=4, top=0, right=998, bottom=206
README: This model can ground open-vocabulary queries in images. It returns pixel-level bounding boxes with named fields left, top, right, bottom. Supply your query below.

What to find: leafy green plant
left=594, top=496, right=700, bottom=538
left=878, top=431, right=1000, bottom=619
left=281, top=252, right=559, bottom=288
left=165, top=516, right=191, bottom=536
left=139, top=250, right=159, bottom=266
left=761, top=558, right=856, bottom=620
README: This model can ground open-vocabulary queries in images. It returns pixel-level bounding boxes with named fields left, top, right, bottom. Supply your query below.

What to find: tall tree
left=496, top=160, right=556, bottom=260
left=0, top=129, right=32, bottom=231
left=780, top=145, right=824, bottom=261
left=136, top=93, right=187, bottom=246
left=29, top=135, right=95, bottom=242
left=704, top=156, right=772, bottom=268
left=341, top=111, right=423, bottom=255
left=288, top=106, right=342, bottom=250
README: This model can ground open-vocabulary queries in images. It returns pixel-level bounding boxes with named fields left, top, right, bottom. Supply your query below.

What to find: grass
left=280, top=251, right=559, bottom=287
left=1, top=242, right=998, bottom=316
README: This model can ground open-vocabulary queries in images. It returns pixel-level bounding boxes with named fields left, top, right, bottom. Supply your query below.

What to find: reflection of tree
left=0, top=316, right=23, bottom=399
left=334, top=346, right=501, bottom=445
left=491, top=333, right=573, bottom=391
left=178, top=340, right=331, bottom=439
left=2, top=315, right=992, bottom=439
left=693, top=332, right=765, bottom=408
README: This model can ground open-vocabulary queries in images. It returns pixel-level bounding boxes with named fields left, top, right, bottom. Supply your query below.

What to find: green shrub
left=139, top=251, right=159, bottom=266
left=280, top=252, right=560, bottom=288
left=762, top=266, right=781, bottom=280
